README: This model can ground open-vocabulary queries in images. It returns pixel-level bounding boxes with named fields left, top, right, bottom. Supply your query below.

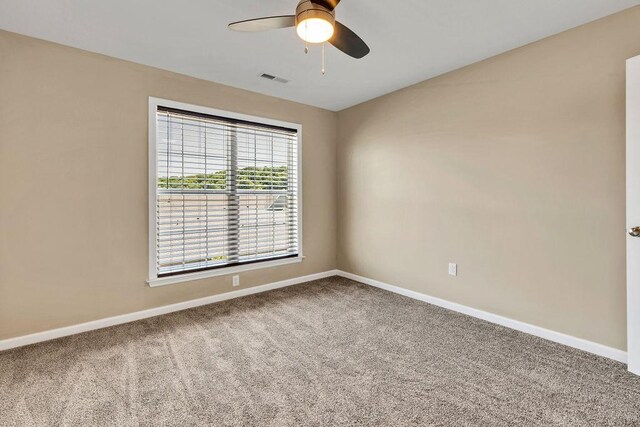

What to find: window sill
left=147, top=255, right=305, bottom=288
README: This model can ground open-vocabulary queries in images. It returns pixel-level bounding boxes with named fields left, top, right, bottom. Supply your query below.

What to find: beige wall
left=2, top=6, right=640, bottom=350
left=337, top=6, right=640, bottom=350
left=0, top=31, right=337, bottom=340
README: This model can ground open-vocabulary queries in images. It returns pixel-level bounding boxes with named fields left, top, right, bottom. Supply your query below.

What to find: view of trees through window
left=157, top=166, right=289, bottom=190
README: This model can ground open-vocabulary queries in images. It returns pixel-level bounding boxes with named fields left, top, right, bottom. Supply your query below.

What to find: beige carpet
left=1, top=276, right=639, bottom=426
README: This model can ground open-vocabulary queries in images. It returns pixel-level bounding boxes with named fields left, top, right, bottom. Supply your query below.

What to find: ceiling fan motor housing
left=295, top=0, right=336, bottom=28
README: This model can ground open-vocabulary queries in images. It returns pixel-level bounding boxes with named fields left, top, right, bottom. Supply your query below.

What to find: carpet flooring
left=1, top=276, right=639, bottom=426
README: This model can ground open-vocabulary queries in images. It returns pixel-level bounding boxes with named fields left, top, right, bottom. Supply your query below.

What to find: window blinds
left=155, top=106, right=299, bottom=277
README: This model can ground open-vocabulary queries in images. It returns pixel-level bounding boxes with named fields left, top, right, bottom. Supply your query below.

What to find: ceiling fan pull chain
left=304, top=13, right=309, bottom=54
left=322, top=42, right=326, bottom=75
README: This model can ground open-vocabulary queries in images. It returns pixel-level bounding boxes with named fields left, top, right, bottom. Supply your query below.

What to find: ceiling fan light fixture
left=295, top=1, right=335, bottom=44
left=296, top=17, right=334, bottom=43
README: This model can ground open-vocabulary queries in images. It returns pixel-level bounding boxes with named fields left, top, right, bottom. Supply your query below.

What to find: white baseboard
left=0, top=270, right=340, bottom=352
left=1, top=268, right=628, bottom=365
left=337, top=270, right=627, bottom=364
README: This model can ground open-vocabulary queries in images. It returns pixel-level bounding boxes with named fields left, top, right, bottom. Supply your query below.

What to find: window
left=148, top=98, right=302, bottom=286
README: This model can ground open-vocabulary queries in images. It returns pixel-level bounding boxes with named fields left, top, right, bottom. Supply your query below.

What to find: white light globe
left=296, top=18, right=334, bottom=43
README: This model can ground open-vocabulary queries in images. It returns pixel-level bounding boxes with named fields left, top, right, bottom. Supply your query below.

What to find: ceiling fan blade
left=310, top=0, right=341, bottom=11
left=329, top=21, right=370, bottom=59
left=228, top=15, right=296, bottom=32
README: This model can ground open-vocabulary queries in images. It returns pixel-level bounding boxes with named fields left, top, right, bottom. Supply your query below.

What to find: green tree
left=158, top=166, right=289, bottom=190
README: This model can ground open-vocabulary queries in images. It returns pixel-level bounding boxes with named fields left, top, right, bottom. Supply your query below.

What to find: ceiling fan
left=229, top=0, right=370, bottom=73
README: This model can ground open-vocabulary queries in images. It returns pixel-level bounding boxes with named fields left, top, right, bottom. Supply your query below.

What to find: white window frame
left=147, top=97, right=303, bottom=287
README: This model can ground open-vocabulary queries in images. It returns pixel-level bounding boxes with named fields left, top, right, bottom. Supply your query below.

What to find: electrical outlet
left=232, top=275, right=240, bottom=287
left=448, top=263, right=457, bottom=277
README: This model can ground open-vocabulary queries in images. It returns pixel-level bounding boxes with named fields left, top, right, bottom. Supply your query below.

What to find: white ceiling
left=1, top=0, right=639, bottom=111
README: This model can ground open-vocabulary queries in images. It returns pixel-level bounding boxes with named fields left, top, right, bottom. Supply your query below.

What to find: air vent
left=259, top=73, right=289, bottom=84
